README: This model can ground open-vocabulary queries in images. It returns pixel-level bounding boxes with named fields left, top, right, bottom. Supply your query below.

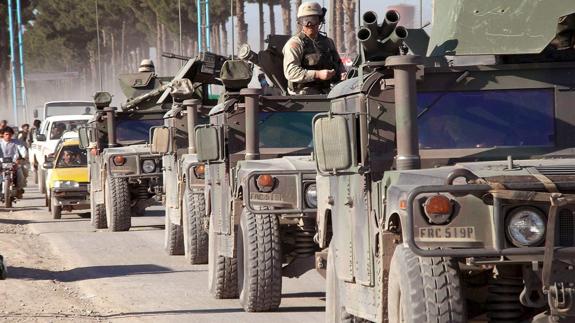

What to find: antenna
left=95, top=0, right=102, bottom=91
left=178, top=0, right=183, bottom=59
left=231, top=0, right=235, bottom=58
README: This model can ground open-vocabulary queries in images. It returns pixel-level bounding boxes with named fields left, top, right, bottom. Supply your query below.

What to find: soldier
left=138, top=59, right=155, bottom=73
left=283, top=2, right=345, bottom=95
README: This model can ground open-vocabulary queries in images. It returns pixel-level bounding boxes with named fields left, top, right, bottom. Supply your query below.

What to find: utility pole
left=7, top=0, right=19, bottom=124
left=197, top=0, right=211, bottom=53
left=16, top=0, right=27, bottom=122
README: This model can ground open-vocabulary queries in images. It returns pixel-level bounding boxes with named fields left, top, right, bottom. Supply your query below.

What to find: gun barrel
left=380, top=10, right=400, bottom=38
left=162, top=52, right=192, bottom=61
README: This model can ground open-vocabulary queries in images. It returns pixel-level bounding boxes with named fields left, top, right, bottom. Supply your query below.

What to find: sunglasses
left=299, top=16, right=321, bottom=27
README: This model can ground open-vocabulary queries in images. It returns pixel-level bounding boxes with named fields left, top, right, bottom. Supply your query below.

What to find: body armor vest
left=292, top=32, right=339, bottom=93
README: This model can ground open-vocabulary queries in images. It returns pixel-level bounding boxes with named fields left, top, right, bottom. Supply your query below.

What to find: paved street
left=0, top=185, right=325, bottom=322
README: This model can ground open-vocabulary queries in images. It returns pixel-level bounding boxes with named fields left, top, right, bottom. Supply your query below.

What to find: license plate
left=418, top=226, right=476, bottom=241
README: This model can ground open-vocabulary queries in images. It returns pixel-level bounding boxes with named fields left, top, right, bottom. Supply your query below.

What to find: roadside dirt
left=0, top=209, right=101, bottom=322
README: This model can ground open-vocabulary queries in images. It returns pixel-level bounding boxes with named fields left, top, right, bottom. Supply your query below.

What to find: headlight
left=53, top=180, right=80, bottom=189
left=305, top=183, right=317, bottom=208
left=141, top=160, right=156, bottom=173
left=506, top=207, right=546, bottom=247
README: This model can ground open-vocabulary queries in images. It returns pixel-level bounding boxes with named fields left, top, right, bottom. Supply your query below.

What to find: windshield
left=116, top=119, right=164, bottom=143
left=259, top=112, right=317, bottom=148
left=49, top=120, right=88, bottom=140
left=417, top=89, right=555, bottom=149
left=56, top=145, right=87, bottom=168
left=45, top=103, right=95, bottom=117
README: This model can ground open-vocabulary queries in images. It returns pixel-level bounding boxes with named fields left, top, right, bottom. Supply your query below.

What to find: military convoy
left=70, top=1, right=575, bottom=321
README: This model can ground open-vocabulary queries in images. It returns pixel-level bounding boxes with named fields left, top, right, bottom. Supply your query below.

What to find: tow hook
left=548, top=283, right=575, bottom=315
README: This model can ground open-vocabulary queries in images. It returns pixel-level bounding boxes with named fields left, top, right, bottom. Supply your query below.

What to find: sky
left=227, top=0, right=434, bottom=55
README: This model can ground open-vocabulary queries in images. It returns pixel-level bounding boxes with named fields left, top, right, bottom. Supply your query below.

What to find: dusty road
left=0, top=185, right=325, bottom=322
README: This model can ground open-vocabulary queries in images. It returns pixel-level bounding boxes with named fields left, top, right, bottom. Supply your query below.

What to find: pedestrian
left=18, top=124, right=30, bottom=147
left=29, top=119, right=41, bottom=145
left=0, top=120, right=8, bottom=134
left=282, top=2, right=345, bottom=95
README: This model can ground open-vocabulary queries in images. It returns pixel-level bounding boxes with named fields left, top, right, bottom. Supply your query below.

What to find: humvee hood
left=105, top=144, right=155, bottom=156
left=393, top=158, right=575, bottom=189
left=238, top=156, right=315, bottom=173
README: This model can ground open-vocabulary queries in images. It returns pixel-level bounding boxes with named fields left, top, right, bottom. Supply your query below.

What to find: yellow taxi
left=45, top=135, right=89, bottom=219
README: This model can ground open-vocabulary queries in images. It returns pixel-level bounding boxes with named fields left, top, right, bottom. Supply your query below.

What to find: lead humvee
left=81, top=71, right=170, bottom=231
left=150, top=52, right=226, bottom=262
left=315, top=2, right=575, bottom=322
left=194, top=35, right=332, bottom=312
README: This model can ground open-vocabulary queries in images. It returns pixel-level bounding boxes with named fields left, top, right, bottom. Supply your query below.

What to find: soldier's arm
left=283, top=39, right=317, bottom=84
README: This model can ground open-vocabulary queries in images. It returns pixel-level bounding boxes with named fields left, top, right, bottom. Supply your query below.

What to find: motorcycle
left=0, top=157, right=16, bottom=208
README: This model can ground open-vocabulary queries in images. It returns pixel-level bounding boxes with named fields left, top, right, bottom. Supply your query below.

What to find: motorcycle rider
left=0, top=127, right=28, bottom=198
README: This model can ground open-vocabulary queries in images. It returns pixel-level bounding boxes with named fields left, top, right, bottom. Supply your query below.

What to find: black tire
left=208, top=220, right=238, bottom=299
left=51, top=195, right=62, bottom=219
left=0, top=255, right=6, bottom=280
left=237, top=210, right=282, bottom=312
left=165, top=214, right=184, bottom=255
left=388, top=245, right=465, bottom=323
left=38, top=167, right=46, bottom=194
left=183, top=188, right=208, bottom=264
left=105, top=177, right=131, bottom=232
left=3, top=177, right=11, bottom=208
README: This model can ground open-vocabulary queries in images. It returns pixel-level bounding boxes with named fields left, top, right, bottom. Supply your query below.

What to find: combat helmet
left=297, top=2, right=326, bottom=26
left=138, top=59, right=155, bottom=73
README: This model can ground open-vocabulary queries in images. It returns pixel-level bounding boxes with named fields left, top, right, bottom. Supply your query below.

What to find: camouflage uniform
left=283, top=32, right=345, bottom=95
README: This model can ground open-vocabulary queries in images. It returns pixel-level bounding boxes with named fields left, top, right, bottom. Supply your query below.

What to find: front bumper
left=52, top=186, right=90, bottom=208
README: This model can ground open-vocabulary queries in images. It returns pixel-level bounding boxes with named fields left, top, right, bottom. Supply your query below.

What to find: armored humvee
left=150, top=52, right=226, bottom=262
left=81, top=71, right=170, bottom=231
left=316, top=2, right=575, bottom=322
left=194, top=35, right=331, bottom=312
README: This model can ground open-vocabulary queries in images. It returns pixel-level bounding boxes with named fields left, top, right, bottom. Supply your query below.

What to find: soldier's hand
left=315, top=69, right=336, bottom=81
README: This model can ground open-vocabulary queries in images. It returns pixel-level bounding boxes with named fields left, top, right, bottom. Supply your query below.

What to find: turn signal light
left=193, top=164, right=205, bottom=179
left=113, top=155, right=126, bottom=166
left=257, top=175, right=274, bottom=188
left=423, top=195, right=453, bottom=225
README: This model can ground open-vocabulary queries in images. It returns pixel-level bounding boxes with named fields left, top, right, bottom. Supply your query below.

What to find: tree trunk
left=236, top=0, right=248, bottom=46
left=221, top=21, right=228, bottom=56
left=121, top=20, right=126, bottom=73
left=156, top=15, right=161, bottom=72
left=259, top=0, right=265, bottom=50
left=280, top=0, right=291, bottom=35
left=295, top=0, right=303, bottom=32
left=111, top=32, right=116, bottom=84
left=269, top=0, right=276, bottom=35
left=343, top=0, right=356, bottom=55
left=336, top=1, right=345, bottom=52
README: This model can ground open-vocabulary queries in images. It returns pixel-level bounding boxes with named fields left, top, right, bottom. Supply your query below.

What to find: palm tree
left=343, top=0, right=356, bottom=55
left=258, top=0, right=264, bottom=49
left=269, top=0, right=276, bottom=35
left=236, top=0, right=248, bottom=46
left=280, top=0, right=291, bottom=35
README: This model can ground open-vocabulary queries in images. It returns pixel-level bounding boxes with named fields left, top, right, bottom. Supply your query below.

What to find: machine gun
left=357, top=10, right=408, bottom=63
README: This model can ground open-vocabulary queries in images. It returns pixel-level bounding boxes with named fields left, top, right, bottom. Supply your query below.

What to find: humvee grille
left=558, top=208, right=575, bottom=247
left=535, top=165, right=575, bottom=176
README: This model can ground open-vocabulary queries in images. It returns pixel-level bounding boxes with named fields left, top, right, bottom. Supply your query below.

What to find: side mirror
left=42, top=160, right=54, bottom=169
left=78, top=127, right=90, bottom=149
left=313, top=115, right=352, bottom=173
left=151, top=127, right=171, bottom=154
left=195, top=126, right=220, bottom=162
left=36, top=134, right=46, bottom=142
